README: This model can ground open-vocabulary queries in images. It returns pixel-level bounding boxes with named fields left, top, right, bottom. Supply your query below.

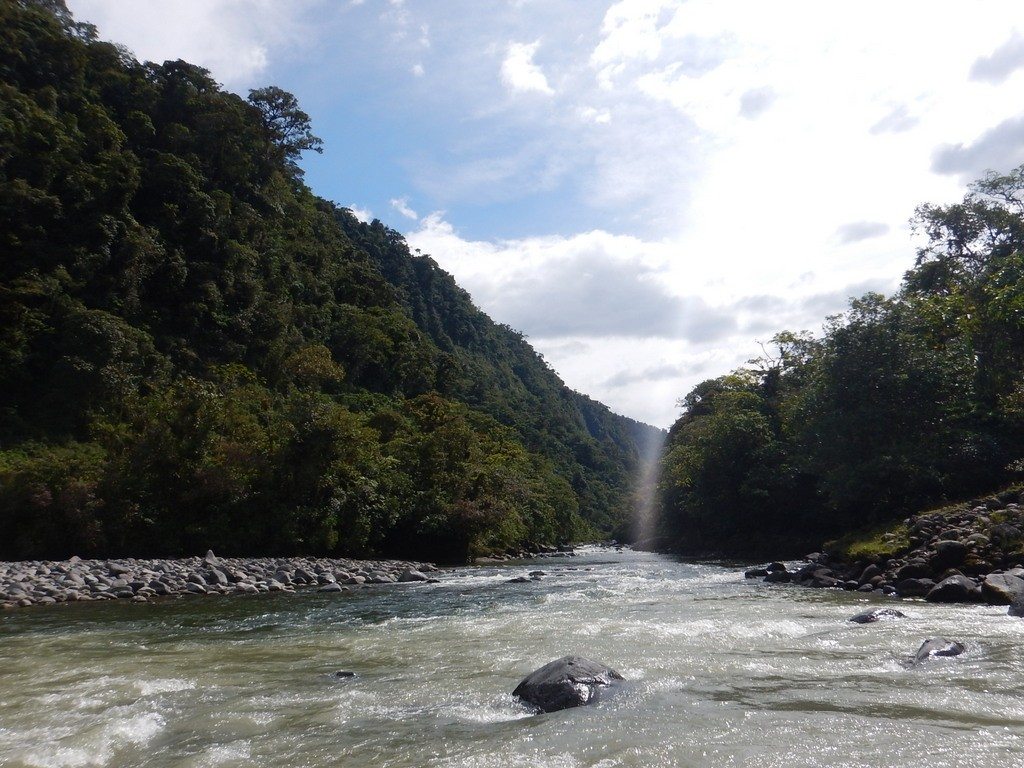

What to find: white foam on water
left=16, top=710, right=165, bottom=768
left=108, top=710, right=165, bottom=743
left=371, top=615, right=443, bottom=629
left=695, top=569, right=750, bottom=585
left=429, top=750, right=582, bottom=768
left=136, top=677, right=196, bottom=696
left=38, top=690, right=107, bottom=709
left=439, top=700, right=532, bottom=724
left=726, top=618, right=809, bottom=641
left=191, top=739, right=253, bottom=767
left=331, top=688, right=403, bottom=723
left=19, top=744, right=96, bottom=768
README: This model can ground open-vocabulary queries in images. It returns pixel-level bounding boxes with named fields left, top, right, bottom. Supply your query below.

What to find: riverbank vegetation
left=0, top=0, right=661, bottom=562
left=657, top=167, right=1024, bottom=556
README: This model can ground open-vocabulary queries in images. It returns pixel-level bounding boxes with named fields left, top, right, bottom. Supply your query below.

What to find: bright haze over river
left=2, top=548, right=1022, bottom=767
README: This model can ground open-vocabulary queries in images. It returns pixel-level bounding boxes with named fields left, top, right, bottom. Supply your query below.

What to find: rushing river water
left=2, top=548, right=1023, bottom=768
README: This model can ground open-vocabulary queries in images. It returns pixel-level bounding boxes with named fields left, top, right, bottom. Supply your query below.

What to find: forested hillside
left=0, top=0, right=662, bottom=562
left=656, top=168, right=1024, bottom=557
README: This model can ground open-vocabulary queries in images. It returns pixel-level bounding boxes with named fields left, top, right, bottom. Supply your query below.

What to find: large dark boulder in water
left=513, top=656, right=623, bottom=712
left=983, top=573, right=1024, bottom=605
left=895, top=577, right=935, bottom=597
left=913, top=638, right=966, bottom=664
left=1008, top=592, right=1024, bottom=618
left=848, top=608, right=906, bottom=624
left=925, top=575, right=981, bottom=603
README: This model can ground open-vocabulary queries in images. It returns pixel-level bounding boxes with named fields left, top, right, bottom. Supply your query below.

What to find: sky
left=67, top=0, right=1024, bottom=428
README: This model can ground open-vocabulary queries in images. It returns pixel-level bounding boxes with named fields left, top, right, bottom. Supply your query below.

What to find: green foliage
left=247, top=86, right=323, bottom=175
left=0, top=442, right=107, bottom=559
left=658, top=370, right=820, bottom=554
left=0, top=0, right=658, bottom=562
left=657, top=167, right=1024, bottom=556
left=826, top=522, right=911, bottom=562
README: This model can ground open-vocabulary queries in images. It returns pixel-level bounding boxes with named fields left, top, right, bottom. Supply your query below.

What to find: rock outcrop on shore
left=0, top=552, right=439, bottom=609
left=748, top=490, right=1024, bottom=611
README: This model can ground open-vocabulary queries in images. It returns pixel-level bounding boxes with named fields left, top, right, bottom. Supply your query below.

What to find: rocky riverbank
left=474, top=542, right=596, bottom=564
left=0, top=551, right=440, bottom=610
left=747, top=489, right=1024, bottom=611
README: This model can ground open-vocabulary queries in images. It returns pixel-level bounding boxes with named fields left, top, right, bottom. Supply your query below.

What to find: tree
left=907, top=165, right=1024, bottom=419
left=19, top=0, right=96, bottom=40
left=247, top=86, right=323, bottom=173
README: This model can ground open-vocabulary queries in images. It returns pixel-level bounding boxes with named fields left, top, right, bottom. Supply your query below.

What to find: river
left=1, top=548, right=1022, bottom=767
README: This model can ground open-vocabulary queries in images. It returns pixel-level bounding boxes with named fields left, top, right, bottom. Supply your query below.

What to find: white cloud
left=738, top=86, right=775, bottom=118
left=411, top=63, right=425, bottom=77
left=932, top=115, right=1024, bottom=180
left=869, top=104, right=921, bottom=135
left=834, top=221, right=890, bottom=245
left=591, top=0, right=677, bottom=87
left=67, top=0, right=316, bottom=87
left=501, top=41, right=554, bottom=95
left=970, top=32, right=1024, bottom=83
left=408, top=212, right=900, bottom=426
left=347, top=205, right=373, bottom=223
left=390, top=197, right=419, bottom=220
left=579, top=106, right=612, bottom=124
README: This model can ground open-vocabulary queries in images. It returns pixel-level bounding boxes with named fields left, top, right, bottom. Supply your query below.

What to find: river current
left=1, top=548, right=1022, bottom=768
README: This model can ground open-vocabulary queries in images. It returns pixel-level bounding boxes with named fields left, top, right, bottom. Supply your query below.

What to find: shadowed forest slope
left=0, top=0, right=663, bottom=562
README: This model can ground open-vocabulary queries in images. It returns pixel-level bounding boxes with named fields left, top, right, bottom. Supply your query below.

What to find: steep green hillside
left=335, top=214, right=665, bottom=534
left=0, top=0, right=662, bottom=562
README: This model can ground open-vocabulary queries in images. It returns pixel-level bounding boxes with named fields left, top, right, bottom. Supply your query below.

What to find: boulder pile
left=748, top=490, right=1024, bottom=612
left=0, top=551, right=439, bottom=609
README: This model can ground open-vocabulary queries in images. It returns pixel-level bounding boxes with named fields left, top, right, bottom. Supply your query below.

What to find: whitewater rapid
left=1, top=548, right=1022, bottom=767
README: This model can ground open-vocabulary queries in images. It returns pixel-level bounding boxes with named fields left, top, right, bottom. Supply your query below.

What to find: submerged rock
left=848, top=608, right=906, bottom=624
left=513, top=656, right=624, bottom=712
left=913, top=638, right=966, bottom=664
